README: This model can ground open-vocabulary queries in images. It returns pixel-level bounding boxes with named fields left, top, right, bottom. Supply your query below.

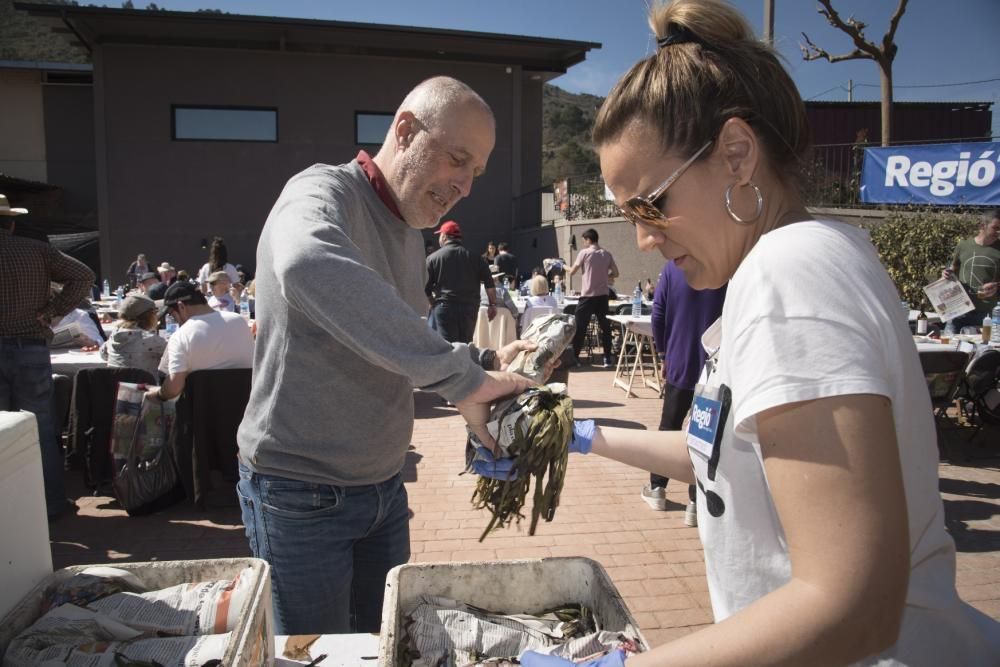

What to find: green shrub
left=865, top=209, right=980, bottom=307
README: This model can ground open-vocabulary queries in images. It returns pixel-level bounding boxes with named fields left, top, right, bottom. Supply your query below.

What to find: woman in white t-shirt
left=196, top=236, right=240, bottom=292
left=518, top=2, right=1000, bottom=666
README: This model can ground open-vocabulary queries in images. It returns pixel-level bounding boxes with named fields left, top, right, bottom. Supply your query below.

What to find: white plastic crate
left=0, top=557, right=273, bottom=666
left=378, top=557, right=648, bottom=666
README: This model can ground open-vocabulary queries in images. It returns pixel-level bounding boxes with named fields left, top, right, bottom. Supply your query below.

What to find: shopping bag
left=110, top=382, right=183, bottom=516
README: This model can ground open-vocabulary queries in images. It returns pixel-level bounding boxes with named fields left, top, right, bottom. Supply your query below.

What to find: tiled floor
left=49, top=362, right=1000, bottom=648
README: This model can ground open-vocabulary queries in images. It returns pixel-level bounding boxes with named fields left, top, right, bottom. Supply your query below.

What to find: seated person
left=49, top=293, right=104, bottom=349
left=521, top=275, right=560, bottom=330
left=145, top=282, right=254, bottom=403
left=136, top=271, right=162, bottom=297
left=100, top=294, right=167, bottom=376
left=206, top=271, right=236, bottom=312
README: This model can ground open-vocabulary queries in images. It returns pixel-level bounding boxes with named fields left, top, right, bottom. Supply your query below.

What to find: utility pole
left=848, top=79, right=853, bottom=102
left=763, top=0, right=775, bottom=45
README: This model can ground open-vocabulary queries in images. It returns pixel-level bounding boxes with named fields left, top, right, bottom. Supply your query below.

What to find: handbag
left=111, top=382, right=183, bottom=516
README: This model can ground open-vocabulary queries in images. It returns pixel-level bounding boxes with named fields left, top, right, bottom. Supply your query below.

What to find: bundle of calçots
left=468, top=314, right=577, bottom=541
left=469, top=384, right=574, bottom=541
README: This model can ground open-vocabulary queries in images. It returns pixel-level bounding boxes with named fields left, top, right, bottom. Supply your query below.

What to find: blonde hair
left=592, top=0, right=809, bottom=181
left=529, top=275, right=549, bottom=296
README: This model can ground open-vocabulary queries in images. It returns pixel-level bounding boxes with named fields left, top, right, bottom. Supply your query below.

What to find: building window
left=172, top=106, right=278, bottom=142
left=356, top=112, right=394, bottom=145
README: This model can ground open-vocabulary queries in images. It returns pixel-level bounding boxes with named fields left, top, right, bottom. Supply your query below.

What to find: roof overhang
left=14, top=3, right=599, bottom=81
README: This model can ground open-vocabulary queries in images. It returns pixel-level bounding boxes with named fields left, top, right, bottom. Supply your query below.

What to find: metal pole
left=763, top=0, right=775, bottom=45
left=848, top=79, right=854, bottom=102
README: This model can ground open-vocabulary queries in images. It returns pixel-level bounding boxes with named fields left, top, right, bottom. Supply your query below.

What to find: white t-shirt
left=208, top=293, right=235, bottom=312
left=197, top=262, right=240, bottom=287
left=690, top=220, right=1000, bottom=665
left=158, top=310, right=254, bottom=376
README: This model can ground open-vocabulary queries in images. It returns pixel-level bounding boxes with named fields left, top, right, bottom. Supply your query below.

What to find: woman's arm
left=626, top=393, right=909, bottom=667
left=590, top=426, right=694, bottom=485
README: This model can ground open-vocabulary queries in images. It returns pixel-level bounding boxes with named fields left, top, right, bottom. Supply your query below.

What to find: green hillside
left=541, top=83, right=604, bottom=185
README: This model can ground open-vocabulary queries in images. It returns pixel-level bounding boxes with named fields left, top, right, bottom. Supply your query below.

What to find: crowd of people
left=2, top=0, right=998, bottom=662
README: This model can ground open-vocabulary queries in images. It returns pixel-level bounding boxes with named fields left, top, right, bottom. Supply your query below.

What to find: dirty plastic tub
left=378, top=557, right=648, bottom=666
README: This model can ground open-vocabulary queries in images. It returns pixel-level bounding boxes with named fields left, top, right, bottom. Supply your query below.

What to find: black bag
left=111, top=383, right=183, bottom=516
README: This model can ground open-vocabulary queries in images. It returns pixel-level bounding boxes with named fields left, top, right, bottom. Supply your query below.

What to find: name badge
left=687, top=390, right=722, bottom=460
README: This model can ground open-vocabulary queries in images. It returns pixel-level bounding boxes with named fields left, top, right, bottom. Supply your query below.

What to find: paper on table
left=923, top=276, right=975, bottom=322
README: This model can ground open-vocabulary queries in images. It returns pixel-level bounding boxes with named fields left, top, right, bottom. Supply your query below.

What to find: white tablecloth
left=472, top=306, right=518, bottom=350
left=50, top=349, right=106, bottom=375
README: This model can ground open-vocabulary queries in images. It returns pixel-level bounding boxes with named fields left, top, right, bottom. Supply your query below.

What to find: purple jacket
left=650, top=261, right=726, bottom=391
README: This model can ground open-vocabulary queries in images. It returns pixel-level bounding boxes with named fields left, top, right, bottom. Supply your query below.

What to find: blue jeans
left=0, top=339, right=64, bottom=516
left=236, top=462, right=410, bottom=635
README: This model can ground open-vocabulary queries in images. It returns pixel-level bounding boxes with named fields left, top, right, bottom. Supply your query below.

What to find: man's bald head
left=373, top=77, right=496, bottom=230
left=393, top=76, right=494, bottom=135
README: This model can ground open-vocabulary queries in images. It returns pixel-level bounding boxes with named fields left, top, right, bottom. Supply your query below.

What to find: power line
left=855, top=77, right=1000, bottom=89
left=806, top=85, right=848, bottom=100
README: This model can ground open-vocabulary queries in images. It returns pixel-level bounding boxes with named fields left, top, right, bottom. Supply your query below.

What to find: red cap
left=436, top=220, right=462, bottom=237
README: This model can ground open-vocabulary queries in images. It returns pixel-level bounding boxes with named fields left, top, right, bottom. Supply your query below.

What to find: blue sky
left=122, top=0, right=1000, bottom=134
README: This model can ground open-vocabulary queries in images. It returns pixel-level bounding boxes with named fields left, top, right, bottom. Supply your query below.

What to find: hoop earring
left=724, top=181, right=764, bottom=225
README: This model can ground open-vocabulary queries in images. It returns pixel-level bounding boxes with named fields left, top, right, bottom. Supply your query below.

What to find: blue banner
left=860, top=142, right=1000, bottom=205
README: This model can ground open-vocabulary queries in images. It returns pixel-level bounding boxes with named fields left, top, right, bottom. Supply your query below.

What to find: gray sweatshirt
left=237, top=162, right=487, bottom=485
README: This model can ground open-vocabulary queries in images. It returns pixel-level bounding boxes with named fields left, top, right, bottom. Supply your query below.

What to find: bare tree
left=800, top=0, right=909, bottom=146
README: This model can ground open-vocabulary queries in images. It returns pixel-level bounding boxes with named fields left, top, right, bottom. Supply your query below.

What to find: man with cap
left=137, top=271, right=162, bottom=298
left=237, top=76, right=536, bottom=636
left=425, top=219, right=498, bottom=344
left=144, top=281, right=253, bottom=403
left=0, top=194, right=95, bottom=519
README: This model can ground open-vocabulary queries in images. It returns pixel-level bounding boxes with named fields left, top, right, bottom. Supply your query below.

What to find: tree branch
left=814, top=0, right=882, bottom=60
left=882, top=0, right=909, bottom=60
left=800, top=32, right=872, bottom=63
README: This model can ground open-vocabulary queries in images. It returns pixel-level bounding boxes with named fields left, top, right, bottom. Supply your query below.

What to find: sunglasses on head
left=619, top=141, right=712, bottom=229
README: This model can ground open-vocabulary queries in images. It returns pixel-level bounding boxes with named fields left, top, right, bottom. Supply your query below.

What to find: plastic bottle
left=102, top=279, right=111, bottom=298
left=165, top=313, right=178, bottom=338
left=992, top=304, right=1000, bottom=344
left=239, top=291, right=251, bottom=319
left=944, top=318, right=956, bottom=337
left=114, top=286, right=123, bottom=309
left=554, top=279, right=563, bottom=305
left=983, top=314, right=993, bottom=344
left=631, top=284, right=642, bottom=317
left=503, top=276, right=510, bottom=294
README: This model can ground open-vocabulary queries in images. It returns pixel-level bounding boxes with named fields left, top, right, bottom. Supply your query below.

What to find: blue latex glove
left=520, top=648, right=626, bottom=667
left=570, top=419, right=596, bottom=454
left=469, top=445, right=518, bottom=480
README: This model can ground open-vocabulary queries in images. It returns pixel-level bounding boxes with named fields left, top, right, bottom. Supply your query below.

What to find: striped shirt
left=0, top=227, right=95, bottom=339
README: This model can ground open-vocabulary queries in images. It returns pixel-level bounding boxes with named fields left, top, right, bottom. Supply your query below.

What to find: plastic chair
left=918, top=350, right=971, bottom=423
left=957, top=349, right=1000, bottom=440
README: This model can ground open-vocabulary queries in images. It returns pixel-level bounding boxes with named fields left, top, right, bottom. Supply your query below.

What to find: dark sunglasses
left=619, top=141, right=712, bottom=229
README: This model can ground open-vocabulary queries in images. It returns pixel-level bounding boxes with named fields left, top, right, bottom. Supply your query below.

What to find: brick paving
left=49, top=362, right=1000, bottom=647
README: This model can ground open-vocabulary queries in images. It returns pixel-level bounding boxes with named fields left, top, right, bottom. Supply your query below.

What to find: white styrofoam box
left=0, top=557, right=274, bottom=666
left=0, top=411, right=53, bottom=619
left=378, top=557, right=649, bottom=666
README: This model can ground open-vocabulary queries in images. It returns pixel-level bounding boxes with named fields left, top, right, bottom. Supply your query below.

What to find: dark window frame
left=171, top=104, right=279, bottom=143
left=355, top=110, right=395, bottom=146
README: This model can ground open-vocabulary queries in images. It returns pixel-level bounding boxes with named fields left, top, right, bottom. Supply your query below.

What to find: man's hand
left=145, top=388, right=163, bottom=403
left=487, top=304, right=497, bottom=321
left=977, top=281, right=998, bottom=298
left=496, top=340, right=538, bottom=369
left=456, top=371, right=536, bottom=453
left=496, top=340, right=560, bottom=383
left=941, top=267, right=955, bottom=280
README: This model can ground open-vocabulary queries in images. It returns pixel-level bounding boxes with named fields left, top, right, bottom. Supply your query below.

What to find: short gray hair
left=397, top=76, right=493, bottom=131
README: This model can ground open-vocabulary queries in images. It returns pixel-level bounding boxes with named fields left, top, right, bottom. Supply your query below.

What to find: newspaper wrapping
left=403, top=595, right=637, bottom=666
left=505, top=314, right=576, bottom=383
left=2, top=568, right=253, bottom=667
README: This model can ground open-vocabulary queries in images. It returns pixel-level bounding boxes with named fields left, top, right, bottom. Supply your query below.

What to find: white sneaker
left=640, top=484, right=668, bottom=511
left=684, top=501, right=698, bottom=527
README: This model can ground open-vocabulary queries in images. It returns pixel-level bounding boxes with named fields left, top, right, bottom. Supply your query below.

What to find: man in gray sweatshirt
left=236, top=77, right=535, bottom=635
